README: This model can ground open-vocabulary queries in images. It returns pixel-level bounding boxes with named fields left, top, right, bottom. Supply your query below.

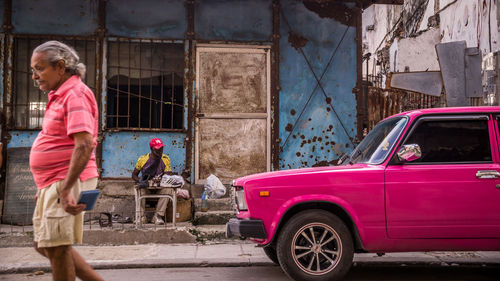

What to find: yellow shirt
left=135, top=153, right=172, bottom=172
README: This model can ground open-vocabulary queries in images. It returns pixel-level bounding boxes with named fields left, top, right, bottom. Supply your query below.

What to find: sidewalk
left=1, top=241, right=499, bottom=274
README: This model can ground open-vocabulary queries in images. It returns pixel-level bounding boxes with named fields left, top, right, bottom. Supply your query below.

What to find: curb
left=0, top=260, right=275, bottom=274
left=3, top=259, right=499, bottom=275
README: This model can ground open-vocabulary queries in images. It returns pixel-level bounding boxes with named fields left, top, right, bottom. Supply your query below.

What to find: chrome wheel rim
left=291, top=222, right=342, bottom=275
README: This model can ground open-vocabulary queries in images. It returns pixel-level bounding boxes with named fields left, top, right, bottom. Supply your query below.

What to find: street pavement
left=0, top=241, right=499, bottom=274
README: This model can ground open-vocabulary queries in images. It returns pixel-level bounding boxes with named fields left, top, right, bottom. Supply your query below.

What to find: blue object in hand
left=77, top=190, right=100, bottom=211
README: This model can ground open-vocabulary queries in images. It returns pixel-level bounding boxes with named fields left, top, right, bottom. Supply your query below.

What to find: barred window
left=13, top=37, right=96, bottom=129
left=106, top=39, right=184, bottom=130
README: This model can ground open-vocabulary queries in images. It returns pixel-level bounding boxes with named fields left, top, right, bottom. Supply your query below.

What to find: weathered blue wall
left=102, top=1, right=188, bottom=178
left=7, top=131, right=38, bottom=148
left=100, top=38, right=188, bottom=178
left=12, top=0, right=97, bottom=35
left=101, top=132, right=185, bottom=178
left=195, top=0, right=272, bottom=41
left=3, top=0, right=361, bottom=179
left=279, top=0, right=357, bottom=169
left=6, top=130, right=187, bottom=178
left=106, top=0, right=186, bottom=38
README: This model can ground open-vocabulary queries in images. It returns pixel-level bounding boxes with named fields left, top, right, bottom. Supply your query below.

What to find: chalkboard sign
left=2, top=147, right=37, bottom=225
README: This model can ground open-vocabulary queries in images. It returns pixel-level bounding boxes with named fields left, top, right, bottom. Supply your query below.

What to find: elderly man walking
left=30, top=41, right=104, bottom=281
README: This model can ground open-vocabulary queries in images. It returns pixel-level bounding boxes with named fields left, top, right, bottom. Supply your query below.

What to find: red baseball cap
left=149, top=138, right=165, bottom=149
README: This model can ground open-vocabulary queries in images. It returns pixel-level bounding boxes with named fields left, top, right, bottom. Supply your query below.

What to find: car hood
left=233, top=164, right=370, bottom=186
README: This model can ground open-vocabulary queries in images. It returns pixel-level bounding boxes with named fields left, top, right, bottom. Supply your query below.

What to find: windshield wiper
left=337, top=153, right=349, bottom=165
left=348, top=148, right=362, bottom=164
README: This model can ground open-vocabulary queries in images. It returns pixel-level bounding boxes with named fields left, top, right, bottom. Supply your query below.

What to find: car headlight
left=233, top=186, right=248, bottom=211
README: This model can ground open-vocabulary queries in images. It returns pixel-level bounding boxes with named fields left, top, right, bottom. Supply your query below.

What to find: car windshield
left=344, top=116, right=407, bottom=165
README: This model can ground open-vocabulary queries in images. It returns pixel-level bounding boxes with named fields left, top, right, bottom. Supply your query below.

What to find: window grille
left=13, top=37, right=96, bottom=129
left=106, top=39, right=184, bottom=130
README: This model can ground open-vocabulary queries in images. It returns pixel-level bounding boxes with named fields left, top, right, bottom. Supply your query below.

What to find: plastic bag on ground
left=204, top=174, right=226, bottom=199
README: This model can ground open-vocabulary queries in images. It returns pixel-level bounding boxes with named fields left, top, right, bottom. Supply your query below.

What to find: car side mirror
left=397, top=144, right=422, bottom=162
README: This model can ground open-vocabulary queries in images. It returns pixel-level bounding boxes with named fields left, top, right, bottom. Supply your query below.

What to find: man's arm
left=132, top=168, right=141, bottom=182
left=59, top=131, right=94, bottom=215
left=162, top=155, right=174, bottom=175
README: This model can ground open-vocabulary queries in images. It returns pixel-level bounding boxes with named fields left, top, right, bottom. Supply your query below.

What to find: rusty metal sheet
left=390, top=71, right=443, bottom=96
left=279, top=0, right=357, bottom=170
left=465, top=47, right=483, bottom=98
left=198, top=51, right=267, bottom=114
left=198, top=119, right=267, bottom=183
left=436, top=41, right=467, bottom=106
left=367, top=87, right=440, bottom=131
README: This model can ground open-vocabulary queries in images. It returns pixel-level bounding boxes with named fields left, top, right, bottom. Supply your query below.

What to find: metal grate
left=12, top=37, right=97, bottom=129
left=106, top=39, right=184, bottom=130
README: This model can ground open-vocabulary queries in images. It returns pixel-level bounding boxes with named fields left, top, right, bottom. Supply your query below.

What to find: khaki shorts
left=32, top=177, right=98, bottom=248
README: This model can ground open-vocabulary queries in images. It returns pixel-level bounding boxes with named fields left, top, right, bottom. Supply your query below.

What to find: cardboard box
left=166, top=198, right=193, bottom=222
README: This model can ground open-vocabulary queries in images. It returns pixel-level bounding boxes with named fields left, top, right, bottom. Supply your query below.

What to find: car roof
left=388, top=106, right=500, bottom=120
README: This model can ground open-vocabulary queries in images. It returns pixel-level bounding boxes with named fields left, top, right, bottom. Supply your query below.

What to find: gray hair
left=33, top=40, right=86, bottom=79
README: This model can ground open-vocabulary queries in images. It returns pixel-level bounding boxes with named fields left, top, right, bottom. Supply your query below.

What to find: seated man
left=132, top=138, right=173, bottom=224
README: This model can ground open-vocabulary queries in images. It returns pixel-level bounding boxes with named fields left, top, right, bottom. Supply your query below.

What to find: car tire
left=263, top=245, right=279, bottom=265
left=276, top=210, right=354, bottom=281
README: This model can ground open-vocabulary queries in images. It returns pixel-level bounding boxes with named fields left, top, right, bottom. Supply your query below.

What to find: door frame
left=194, top=44, right=271, bottom=184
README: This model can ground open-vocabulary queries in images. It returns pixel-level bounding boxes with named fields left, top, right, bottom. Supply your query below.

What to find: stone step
left=189, top=224, right=236, bottom=242
left=0, top=222, right=237, bottom=247
left=192, top=210, right=236, bottom=225
left=194, top=197, right=233, bottom=211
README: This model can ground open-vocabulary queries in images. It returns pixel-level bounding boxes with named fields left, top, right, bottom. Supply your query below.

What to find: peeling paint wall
left=362, top=3, right=402, bottom=78
left=440, top=0, right=499, bottom=55
left=106, top=0, right=186, bottom=38
left=12, top=0, right=98, bottom=35
left=101, top=132, right=185, bottom=178
left=363, top=0, right=499, bottom=83
left=396, top=28, right=441, bottom=72
left=102, top=0, right=189, bottom=179
left=279, top=0, right=358, bottom=169
left=195, top=0, right=272, bottom=41
left=6, top=131, right=38, bottom=148
left=417, top=0, right=438, bottom=32
left=198, top=119, right=266, bottom=181
left=2, top=0, right=362, bottom=183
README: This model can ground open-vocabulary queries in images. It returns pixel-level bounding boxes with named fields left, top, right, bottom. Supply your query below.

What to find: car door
left=385, top=114, right=500, bottom=239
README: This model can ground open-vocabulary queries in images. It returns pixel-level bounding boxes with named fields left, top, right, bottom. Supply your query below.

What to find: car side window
left=403, top=119, right=491, bottom=163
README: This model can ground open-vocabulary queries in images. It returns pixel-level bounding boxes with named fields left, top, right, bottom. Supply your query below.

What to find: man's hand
left=59, top=131, right=93, bottom=215
left=60, top=189, right=86, bottom=215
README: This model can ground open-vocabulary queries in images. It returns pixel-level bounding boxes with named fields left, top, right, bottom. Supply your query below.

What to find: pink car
left=226, top=107, right=500, bottom=281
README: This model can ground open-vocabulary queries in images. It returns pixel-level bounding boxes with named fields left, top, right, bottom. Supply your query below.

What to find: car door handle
left=476, top=170, right=500, bottom=179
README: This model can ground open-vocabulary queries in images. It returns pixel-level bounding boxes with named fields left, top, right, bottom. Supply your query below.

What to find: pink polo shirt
left=30, top=75, right=99, bottom=189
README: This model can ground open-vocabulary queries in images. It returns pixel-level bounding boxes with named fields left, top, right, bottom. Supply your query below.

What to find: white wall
left=362, top=4, right=402, bottom=77
left=440, top=0, right=499, bottom=54
left=363, top=0, right=499, bottom=81
left=418, top=0, right=437, bottom=32
left=396, top=28, right=441, bottom=72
